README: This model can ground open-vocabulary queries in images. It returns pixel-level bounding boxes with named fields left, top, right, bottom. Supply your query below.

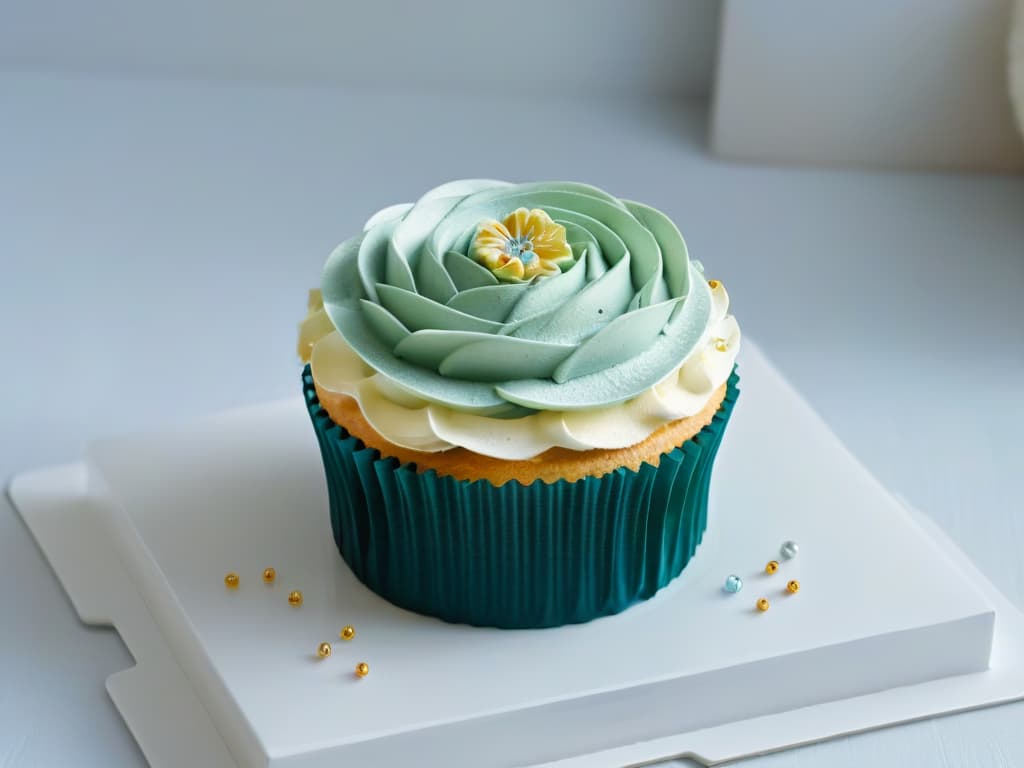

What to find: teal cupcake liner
left=303, top=366, right=739, bottom=629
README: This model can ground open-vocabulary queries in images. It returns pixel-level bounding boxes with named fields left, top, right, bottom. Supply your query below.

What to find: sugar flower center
left=469, top=207, right=574, bottom=283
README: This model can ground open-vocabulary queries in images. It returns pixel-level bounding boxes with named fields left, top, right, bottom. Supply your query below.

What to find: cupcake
left=298, top=180, right=740, bottom=628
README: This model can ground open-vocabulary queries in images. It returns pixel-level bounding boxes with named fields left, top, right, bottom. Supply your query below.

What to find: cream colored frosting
left=304, top=282, right=740, bottom=460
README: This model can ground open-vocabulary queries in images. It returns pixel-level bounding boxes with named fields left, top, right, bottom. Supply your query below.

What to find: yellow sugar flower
left=470, top=208, right=574, bottom=282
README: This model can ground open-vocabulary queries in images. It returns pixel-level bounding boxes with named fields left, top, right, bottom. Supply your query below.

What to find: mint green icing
left=320, top=180, right=710, bottom=415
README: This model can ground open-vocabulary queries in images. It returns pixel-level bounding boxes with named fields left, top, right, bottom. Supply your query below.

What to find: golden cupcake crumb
left=313, top=379, right=727, bottom=486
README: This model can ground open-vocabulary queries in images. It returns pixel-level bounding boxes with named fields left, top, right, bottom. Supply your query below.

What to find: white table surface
left=2, top=72, right=1023, bottom=767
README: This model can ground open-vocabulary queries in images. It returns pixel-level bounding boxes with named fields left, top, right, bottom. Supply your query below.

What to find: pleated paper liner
left=303, top=366, right=740, bottom=629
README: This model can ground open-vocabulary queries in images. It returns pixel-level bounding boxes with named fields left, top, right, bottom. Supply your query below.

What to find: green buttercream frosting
left=321, top=180, right=711, bottom=416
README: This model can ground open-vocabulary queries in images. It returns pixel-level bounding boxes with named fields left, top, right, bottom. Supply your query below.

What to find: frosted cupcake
left=299, top=180, right=740, bottom=628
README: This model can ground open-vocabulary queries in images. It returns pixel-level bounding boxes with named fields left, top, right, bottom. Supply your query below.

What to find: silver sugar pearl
left=780, top=540, right=799, bottom=560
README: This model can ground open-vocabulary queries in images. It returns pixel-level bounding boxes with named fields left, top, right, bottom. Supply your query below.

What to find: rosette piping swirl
left=321, top=180, right=713, bottom=416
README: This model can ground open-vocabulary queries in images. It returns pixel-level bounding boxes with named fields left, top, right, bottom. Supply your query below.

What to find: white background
left=2, top=1, right=1024, bottom=766
left=0, top=0, right=718, bottom=96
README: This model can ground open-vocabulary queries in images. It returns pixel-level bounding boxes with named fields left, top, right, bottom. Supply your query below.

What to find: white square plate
left=10, top=342, right=1024, bottom=767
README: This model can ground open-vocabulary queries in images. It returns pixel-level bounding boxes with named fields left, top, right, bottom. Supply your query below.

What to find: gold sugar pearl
left=757, top=598, right=770, bottom=612
left=263, top=567, right=276, bottom=584
left=708, top=279, right=720, bottom=289
left=714, top=338, right=729, bottom=352
left=765, top=560, right=780, bottom=575
left=288, top=590, right=303, bottom=607
left=340, top=625, right=356, bottom=641
left=355, top=662, right=369, bottom=678
left=224, top=572, right=239, bottom=589
left=317, top=642, right=332, bottom=659
left=787, top=579, right=801, bottom=594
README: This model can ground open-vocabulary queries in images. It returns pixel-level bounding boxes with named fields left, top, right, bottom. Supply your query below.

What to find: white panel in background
left=712, top=0, right=1024, bottom=172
